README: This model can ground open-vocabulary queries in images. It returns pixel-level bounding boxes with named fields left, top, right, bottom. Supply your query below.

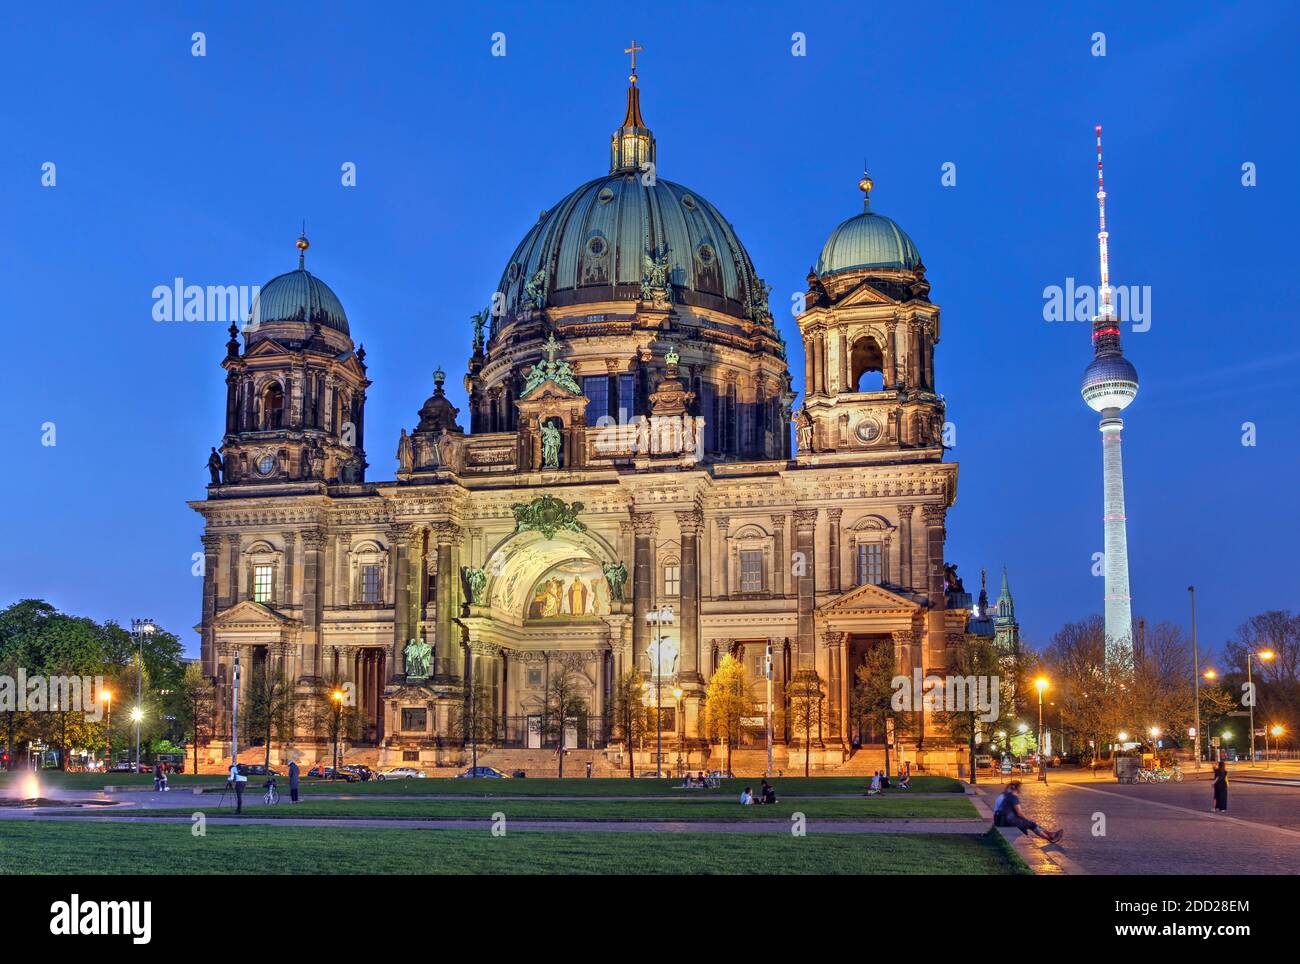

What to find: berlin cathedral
left=193, top=59, right=971, bottom=773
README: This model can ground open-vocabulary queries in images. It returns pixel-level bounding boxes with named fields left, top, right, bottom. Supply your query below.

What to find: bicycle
left=263, top=776, right=280, bottom=805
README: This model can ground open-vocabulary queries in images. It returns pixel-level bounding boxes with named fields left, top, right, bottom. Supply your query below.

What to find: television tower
left=1080, top=125, right=1139, bottom=652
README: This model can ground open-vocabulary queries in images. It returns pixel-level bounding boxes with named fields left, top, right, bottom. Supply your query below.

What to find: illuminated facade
left=193, top=63, right=966, bottom=772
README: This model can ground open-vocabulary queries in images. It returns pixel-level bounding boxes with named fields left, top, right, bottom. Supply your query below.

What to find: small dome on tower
left=815, top=172, right=921, bottom=276
left=248, top=233, right=350, bottom=334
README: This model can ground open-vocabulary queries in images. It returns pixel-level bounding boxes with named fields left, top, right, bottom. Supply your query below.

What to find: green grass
left=0, top=822, right=1027, bottom=875
left=114, top=794, right=978, bottom=821
left=0, top=772, right=962, bottom=796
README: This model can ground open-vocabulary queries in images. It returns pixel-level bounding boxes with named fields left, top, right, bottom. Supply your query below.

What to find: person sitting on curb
left=992, top=780, right=1063, bottom=843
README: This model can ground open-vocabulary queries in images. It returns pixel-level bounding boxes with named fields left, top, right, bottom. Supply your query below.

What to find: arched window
left=851, top=337, right=885, bottom=393
left=260, top=382, right=284, bottom=429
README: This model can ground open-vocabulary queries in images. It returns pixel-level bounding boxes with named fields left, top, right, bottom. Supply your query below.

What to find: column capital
left=921, top=504, right=947, bottom=528
left=821, top=629, right=846, bottom=649
left=302, top=528, right=326, bottom=550
left=202, top=532, right=223, bottom=552
left=769, top=513, right=786, bottom=527
left=792, top=508, right=819, bottom=529
left=891, top=630, right=916, bottom=646
left=826, top=507, right=843, bottom=524
left=631, top=512, right=658, bottom=537
left=676, top=509, right=704, bottom=536
left=897, top=503, right=917, bottom=520
left=714, top=515, right=731, bottom=532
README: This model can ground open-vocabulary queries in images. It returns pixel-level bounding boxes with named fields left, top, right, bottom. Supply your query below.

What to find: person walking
left=992, top=780, right=1063, bottom=843
left=228, top=761, right=247, bottom=815
left=1212, top=760, right=1229, bottom=813
left=288, top=758, right=300, bottom=803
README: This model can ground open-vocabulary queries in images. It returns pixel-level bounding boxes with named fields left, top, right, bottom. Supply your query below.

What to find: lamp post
left=673, top=687, right=684, bottom=774
left=1203, top=668, right=1218, bottom=762
left=1188, top=586, right=1202, bottom=769
left=764, top=642, right=774, bottom=779
left=330, top=688, right=345, bottom=780
left=1247, top=649, right=1275, bottom=766
left=1034, top=677, right=1049, bottom=758
left=101, top=689, right=112, bottom=768
left=131, top=618, right=155, bottom=771
left=1268, top=724, right=1284, bottom=762
left=646, top=606, right=674, bottom=778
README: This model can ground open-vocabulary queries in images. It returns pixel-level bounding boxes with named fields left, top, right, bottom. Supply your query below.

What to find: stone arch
left=481, top=527, right=618, bottom=617
left=850, top=335, right=885, bottom=392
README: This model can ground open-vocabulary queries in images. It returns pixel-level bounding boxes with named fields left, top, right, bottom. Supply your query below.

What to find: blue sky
left=2, top=2, right=1296, bottom=658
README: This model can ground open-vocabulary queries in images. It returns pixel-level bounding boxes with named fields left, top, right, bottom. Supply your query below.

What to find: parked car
left=108, top=761, right=136, bottom=773
left=338, top=764, right=374, bottom=782
left=975, top=754, right=995, bottom=770
left=377, top=766, right=426, bottom=780
left=235, top=763, right=279, bottom=777
left=456, top=766, right=508, bottom=779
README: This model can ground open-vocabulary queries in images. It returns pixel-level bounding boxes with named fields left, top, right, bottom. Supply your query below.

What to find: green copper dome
left=816, top=191, right=921, bottom=277
left=249, top=236, right=349, bottom=334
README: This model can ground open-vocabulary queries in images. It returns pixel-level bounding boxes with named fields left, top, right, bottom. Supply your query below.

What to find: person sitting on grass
left=760, top=779, right=777, bottom=804
left=740, top=786, right=754, bottom=805
left=897, top=771, right=911, bottom=790
left=992, top=780, right=1063, bottom=843
left=880, top=771, right=892, bottom=790
left=867, top=771, right=882, bottom=795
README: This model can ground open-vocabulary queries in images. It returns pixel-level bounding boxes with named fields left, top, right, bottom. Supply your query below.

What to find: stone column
left=885, top=321, right=898, bottom=389
left=840, top=329, right=850, bottom=393
left=897, top=504, right=915, bottom=591
left=714, top=517, right=730, bottom=599
left=631, top=512, right=658, bottom=669
left=770, top=514, right=786, bottom=597
left=803, top=338, right=813, bottom=400
left=793, top=508, right=818, bottom=670
left=390, top=523, right=412, bottom=673
left=823, top=629, right=846, bottom=744
left=280, top=530, right=297, bottom=609
left=301, top=529, right=324, bottom=677
left=921, top=505, right=947, bottom=607
left=676, top=509, right=703, bottom=687
left=225, top=535, right=240, bottom=608
left=436, top=524, right=462, bottom=677
left=201, top=534, right=221, bottom=676
left=826, top=508, right=842, bottom=594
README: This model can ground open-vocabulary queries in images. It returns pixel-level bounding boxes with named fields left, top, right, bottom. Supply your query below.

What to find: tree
left=541, top=666, right=587, bottom=777
left=172, top=662, right=216, bottom=775
left=702, top=655, right=747, bottom=775
left=939, top=635, right=999, bottom=784
left=455, top=675, right=497, bottom=771
left=610, top=668, right=648, bottom=778
left=241, top=666, right=295, bottom=768
left=787, top=669, right=825, bottom=777
left=1225, top=610, right=1300, bottom=737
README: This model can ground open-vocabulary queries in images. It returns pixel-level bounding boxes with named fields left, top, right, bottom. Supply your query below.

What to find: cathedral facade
left=192, top=68, right=966, bottom=771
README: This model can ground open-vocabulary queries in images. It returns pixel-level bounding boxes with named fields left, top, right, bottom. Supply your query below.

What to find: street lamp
left=330, top=688, right=345, bottom=780
left=646, top=606, right=674, bottom=778
left=131, top=618, right=156, bottom=771
left=130, top=706, right=144, bottom=772
left=1247, top=649, right=1275, bottom=766
left=1034, top=677, right=1049, bottom=758
left=100, top=689, right=112, bottom=768
left=1188, top=586, right=1202, bottom=768
left=673, top=687, right=684, bottom=774
left=1266, top=724, right=1284, bottom=762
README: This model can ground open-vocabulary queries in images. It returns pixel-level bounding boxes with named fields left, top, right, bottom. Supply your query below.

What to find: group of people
left=681, top=771, right=718, bottom=789
left=226, top=758, right=302, bottom=815
left=866, top=770, right=910, bottom=794
left=739, top=780, right=778, bottom=805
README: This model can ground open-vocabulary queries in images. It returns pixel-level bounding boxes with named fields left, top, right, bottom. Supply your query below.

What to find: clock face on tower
left=855, top=418, right=882, bottom=444
left=256, top=454, right=277, bottom=476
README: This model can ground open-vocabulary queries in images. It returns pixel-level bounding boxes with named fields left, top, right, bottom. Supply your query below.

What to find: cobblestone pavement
left=973, top=772, right=1300, bottom=875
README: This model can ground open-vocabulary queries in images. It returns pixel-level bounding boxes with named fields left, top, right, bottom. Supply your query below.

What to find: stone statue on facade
left=602, top=561, right=628, bottom=602
left=796, top=410, right=813, bottom=453
left=207, top=447, right=224, bottom=484
left=470, top=308, right=489, bottom=352
left=397, top=428, right=413, bottom=473
left=524, top=269, right=547, bottom=309
left=404, top=637, right=432, bottom=679
left=461, top=565, right=487, bottom=606
left=944, top=563, right=965, bottom=593
left=540, top=419, right=562, bottom=468
left=641, top=248, right=671, bottom=305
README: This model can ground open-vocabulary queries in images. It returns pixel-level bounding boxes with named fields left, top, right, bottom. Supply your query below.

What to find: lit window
left=253, top=565, right=274, bottom=603
left=361, top=564, right=382, bottom=604
left=664, top=564, right=680, bottom=597
left=857, top=543, right=883, bottom=586
left=583, top=376, right=609, bottom=424
left=739, top=550, right=763, bottom=593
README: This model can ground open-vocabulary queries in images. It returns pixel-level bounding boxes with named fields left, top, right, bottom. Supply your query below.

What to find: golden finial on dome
left=296, top=222, right=309, bottom=268
left=858, top=162, right=874, bottom=208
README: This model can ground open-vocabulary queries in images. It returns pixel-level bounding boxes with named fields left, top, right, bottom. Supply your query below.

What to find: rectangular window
left=401, top=708, right=428, bottom=732
left=583, top=376, right=609, bottom=425
left=252, top=564, right=273, bottom=603
left=739, top=550, right=763, bottom=593
left=857, top=543, right=883, bottom=586
left=618, top=372, right=635, bottom=419
left=664, top=564, right=681, bottom=597
left=360, top=564, right=382, bottom=604
left=700, top=383, right=716, bottom=452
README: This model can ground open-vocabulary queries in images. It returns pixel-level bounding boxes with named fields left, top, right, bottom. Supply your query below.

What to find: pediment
left=212, top=599, right=301, bottom=629
left=835, top=280, right=899, bottom=309
left=818, top=582, right=922, bottom=615
left=242, top=338, right=292, bottom=359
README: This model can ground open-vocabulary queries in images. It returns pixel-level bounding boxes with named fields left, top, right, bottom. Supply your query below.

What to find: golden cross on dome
left=625, top=40, right=643, bottom=82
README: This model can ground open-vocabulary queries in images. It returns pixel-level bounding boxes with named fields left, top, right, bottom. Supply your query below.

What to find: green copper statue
left=602, top=562, right=628, bottom=602
left=540, top=420, right=562, bottom=468
left=404, top=637, right=432, bottom=679
left=462, top=565, right=488, bottom=605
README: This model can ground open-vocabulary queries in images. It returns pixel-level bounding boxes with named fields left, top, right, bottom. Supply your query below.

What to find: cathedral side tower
left=794, top=170, right=944, bottom=461
left=213, top=234, right=371, bottom=488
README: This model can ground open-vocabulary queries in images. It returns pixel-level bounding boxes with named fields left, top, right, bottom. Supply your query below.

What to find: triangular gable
left=212, top=599, right=301, bottom=629
left=835, top=279, right=899, bottom=309
left=242, top=338, right=292, bottom=359
left=818, top=581, right=922, bottom=615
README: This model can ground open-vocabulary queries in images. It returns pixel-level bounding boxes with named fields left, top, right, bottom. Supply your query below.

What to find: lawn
left=0, top=822, right=1027, bottom=875
left=113, top=794, right=979, bottom=821
left=0, top=772, right=963, bottom=797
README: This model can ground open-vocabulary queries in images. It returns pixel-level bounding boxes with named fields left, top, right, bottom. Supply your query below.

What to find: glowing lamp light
left=1203, top=669, right=1218, bottom=680
left=1117, top=731, right=1129, bottom=742
left=129, top=707, right=143, bottom=723
left=330, top=689, right=345, bottom=704
left=1034, top=676, right=1049, bottom=693
left=1270, top=725, right=1285, bottom=737
left=1258, top=649, right=1275, bottom=662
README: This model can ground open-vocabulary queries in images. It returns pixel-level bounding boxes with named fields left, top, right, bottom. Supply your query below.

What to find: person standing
left=1212, top=760, right=1229, bottom=813
left=152, top=761, right=163, bottom=792
left=229, top=761, right=247, bottom=814
left=288, top=758, right=300, bottom=803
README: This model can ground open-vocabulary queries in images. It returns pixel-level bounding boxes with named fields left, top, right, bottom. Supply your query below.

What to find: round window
left=257, top=454, right=277, bottom=475
left=697, top=244, right=715, bottom=265
left=681, top=194, right=697, bottom=209
left=597, top=187, right=615, bottom=203
left=587, top=236, right=608, bottom=258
